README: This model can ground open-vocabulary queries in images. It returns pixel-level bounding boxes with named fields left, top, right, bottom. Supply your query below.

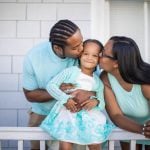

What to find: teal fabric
left=46, top=66, right=105, bottom=110
left=108, top=73, right=150, bottom=145
left=41, top=106, right=114, bottom=145
left=41, top=66, right=115, bottom=144
left=23, top=41, right=78, bottom=115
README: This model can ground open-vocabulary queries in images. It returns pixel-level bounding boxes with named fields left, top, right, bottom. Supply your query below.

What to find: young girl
left=41, top=39, right=114, bottom=150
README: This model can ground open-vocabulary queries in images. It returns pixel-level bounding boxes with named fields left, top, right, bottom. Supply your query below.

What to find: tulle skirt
left=41, top=102, right=114, bottom=145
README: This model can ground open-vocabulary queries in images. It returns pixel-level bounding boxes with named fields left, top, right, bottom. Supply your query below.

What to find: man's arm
left=23, top=54, right=54, bottom=103
left=70, top=89, right=96, bottom=104
left=23, top=88, right=53, bottom=103
left=60, top=83, right=96, bottom=111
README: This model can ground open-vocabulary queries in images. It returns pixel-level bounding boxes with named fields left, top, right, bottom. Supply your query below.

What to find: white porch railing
left=0, top=127, right=149, bottom=150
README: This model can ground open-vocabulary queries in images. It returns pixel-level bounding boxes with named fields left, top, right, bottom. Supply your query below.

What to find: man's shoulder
left=24, top=41, right=52, bottom=64
left=28, top=41, right=51, bottom=55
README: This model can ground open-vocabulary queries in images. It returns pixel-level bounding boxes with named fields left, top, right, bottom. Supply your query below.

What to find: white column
left=144, top=1, right=149, bottom=62
left=105, top=0, right=110, bottom=42
left=91, top=0, right=105, bottom=43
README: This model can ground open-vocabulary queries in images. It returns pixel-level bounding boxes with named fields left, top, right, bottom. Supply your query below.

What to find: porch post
left=91, top=0, right=110, bottom=43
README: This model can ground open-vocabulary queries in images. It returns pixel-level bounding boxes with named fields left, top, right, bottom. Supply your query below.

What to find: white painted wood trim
left=0, top=127, right=51, bottom=140
left=18, top=140, right=23, bottom=150
left=0, top=127, right=148, bottom=141
left=91, top=0, right=105, bottom=43
left=105, top=0, right=110, bottom=42
left=144, top=1, right=149, bottom=62
left=0, top=127, right=149, bottom=150
left=130, top=140, right=136, bottom=150
left=40, top=140, right=46, bottom=150
left=108, top=140, right=115, bottom=150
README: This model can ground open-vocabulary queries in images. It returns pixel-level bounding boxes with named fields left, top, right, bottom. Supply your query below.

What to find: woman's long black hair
left=110, top=36, right=150, bottom=84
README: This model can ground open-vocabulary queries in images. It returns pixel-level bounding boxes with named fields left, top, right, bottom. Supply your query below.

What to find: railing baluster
left=18, top=140, right=23, bottom=150
left=0, top=141, right=1, bottom=150
left=108, top=140, right=114, bottom=150
left=40, top=140, right=46, bottom=150
left=130, top=140, right=136, bottom=150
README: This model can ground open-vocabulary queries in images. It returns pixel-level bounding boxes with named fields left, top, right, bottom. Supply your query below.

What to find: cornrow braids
left=49, top=19, right=79, bottom=49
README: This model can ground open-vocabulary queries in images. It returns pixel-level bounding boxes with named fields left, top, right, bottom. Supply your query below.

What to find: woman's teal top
left=108, top=73, right=150, bottom=145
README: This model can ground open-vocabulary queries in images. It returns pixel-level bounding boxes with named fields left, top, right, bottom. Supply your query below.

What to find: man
left=23, top=19, right=93, bottom=150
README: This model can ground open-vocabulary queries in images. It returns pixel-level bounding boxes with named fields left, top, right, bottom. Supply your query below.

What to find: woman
left=99, top=36, right=150, bottom=150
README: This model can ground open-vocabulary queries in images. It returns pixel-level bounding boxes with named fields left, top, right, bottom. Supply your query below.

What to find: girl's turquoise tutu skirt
left=41, top=102, right=114, bottom=145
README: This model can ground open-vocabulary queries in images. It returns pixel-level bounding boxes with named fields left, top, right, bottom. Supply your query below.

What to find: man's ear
left=53, top=45, right=63, bottom=57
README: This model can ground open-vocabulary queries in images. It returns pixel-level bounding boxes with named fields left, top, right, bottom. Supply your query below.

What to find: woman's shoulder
left=100, top=71, right=114, bottom=89
left=141, top=84, right=150, bottom=100
left=100, top=71, right=107, bottom=80
left=100, top=71, right=109, bottom=84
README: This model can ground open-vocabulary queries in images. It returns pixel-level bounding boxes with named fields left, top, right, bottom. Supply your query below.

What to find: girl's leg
left=88, top=144, right=101, bottom=150
left=120, top=142, right=142, bottom=150
left=59, top=141, right=73, bottom=150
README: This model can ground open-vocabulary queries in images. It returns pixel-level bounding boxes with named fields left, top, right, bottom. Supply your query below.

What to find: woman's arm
left=100, top=72, right=143, bottom=134
left=142, top=84, right=150, bottom=100
left=141, top=84, right=150, bottom=138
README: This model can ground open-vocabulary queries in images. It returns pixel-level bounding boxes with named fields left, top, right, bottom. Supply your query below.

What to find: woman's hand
left=143, top=120, right=150, bottom=138
left=64, top=98, right=77, bottom=113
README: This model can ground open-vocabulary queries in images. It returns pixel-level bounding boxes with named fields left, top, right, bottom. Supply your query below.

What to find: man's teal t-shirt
left=23, top=41, right=78, bottom=115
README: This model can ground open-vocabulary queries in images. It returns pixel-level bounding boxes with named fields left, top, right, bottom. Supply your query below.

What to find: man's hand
left=71, top=89, right=96, bottom=104
left=60, top=85, right=96, bottom=111
left=81, top=99, right=99, bottom=111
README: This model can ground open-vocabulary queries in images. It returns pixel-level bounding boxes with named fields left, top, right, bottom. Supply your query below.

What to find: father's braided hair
left=49, top=20, right=79, bottom=49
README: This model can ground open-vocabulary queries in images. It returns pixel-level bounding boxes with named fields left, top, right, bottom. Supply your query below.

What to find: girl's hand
left=81, top=99, right=99, bottom=111
left=142, top=120, right=150, bottom=138
left=64, top=98, right=77, bottom=113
